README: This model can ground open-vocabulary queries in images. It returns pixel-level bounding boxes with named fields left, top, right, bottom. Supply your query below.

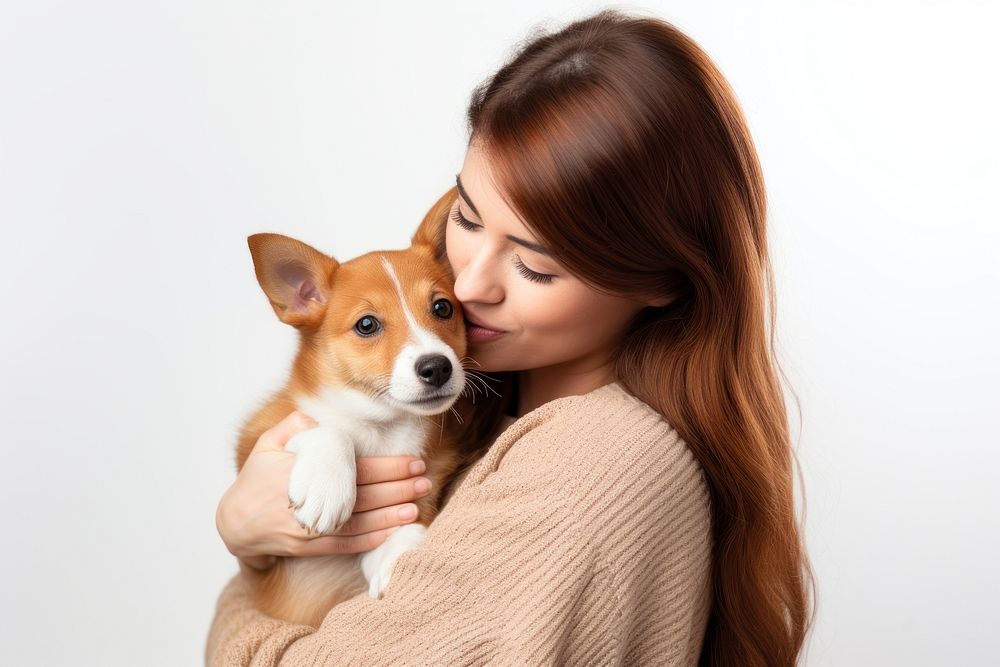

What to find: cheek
left=516, top=283, right=592, bottom=333
left=518, top=285, right=630, bottom=349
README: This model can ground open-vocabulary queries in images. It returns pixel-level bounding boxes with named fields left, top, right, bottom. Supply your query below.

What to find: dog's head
left=247, top=188, right=467, bottom=416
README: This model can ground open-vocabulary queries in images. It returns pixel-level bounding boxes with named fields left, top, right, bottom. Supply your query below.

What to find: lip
left=463, top=313, right=507, bottom=333
left=465, top=318, right=507, bottom=344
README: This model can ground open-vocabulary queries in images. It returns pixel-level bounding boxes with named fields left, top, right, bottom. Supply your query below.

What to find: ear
left=410, top=186, right=458, bottom=261
left=627, top=289, right=675, bottom=310
left=643, top=294, right=674, bottom=308
left=247, top=233, right=339, bottom=329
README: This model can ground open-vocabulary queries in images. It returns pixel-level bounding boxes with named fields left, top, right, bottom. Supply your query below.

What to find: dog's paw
left=288, top=466, right=356, bottom=535
left=359, top=523, right=428, bottom=599
left=286, top=430, right=356, bottom=535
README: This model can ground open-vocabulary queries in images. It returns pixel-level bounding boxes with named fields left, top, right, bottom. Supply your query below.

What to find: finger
left=353, top=476, right=432, bottom=513
left=356, top=456, right=425, bottom=485
left=335, top=503, right=419, bottom=537
left=252, top=410, right=318, bottom=454
left=295, top=526, right=400, bottom=557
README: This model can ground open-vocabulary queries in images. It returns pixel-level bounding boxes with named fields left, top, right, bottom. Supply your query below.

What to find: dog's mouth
left=410, top=391, right=456, bottom=405
left=380, top=388, right=461, bottom=416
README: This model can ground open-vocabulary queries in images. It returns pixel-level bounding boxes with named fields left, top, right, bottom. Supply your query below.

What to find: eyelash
left=450, top=206, right=555, bottom=284
left=514, top=255, right=554, bottom=284
left=450, top=206, right=479, bottom=232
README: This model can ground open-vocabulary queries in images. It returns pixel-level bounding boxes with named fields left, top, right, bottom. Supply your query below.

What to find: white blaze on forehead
left=378, top=254, right=466, bottom=413
left=379, top=255, right=444, bottom=348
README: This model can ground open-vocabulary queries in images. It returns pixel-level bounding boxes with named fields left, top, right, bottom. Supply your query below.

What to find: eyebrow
left=455, top=173, right=552, bottom=257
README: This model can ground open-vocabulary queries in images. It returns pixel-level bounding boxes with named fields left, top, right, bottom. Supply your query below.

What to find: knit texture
left=205, top=381, right=714, bottom=666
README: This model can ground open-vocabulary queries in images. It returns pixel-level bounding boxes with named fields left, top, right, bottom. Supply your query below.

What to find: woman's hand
left=215, top=410, right=433, bottom=572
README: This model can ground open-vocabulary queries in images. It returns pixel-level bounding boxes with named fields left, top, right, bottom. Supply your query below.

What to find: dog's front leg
left=358, top=522, right=429, bottom=599
left=285, top=425, right=356, bottom=535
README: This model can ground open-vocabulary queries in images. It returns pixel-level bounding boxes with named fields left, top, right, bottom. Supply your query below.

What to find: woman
left=208, top=9, right=815, bottom=666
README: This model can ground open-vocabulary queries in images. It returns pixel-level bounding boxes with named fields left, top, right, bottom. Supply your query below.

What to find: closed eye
left=513, top=255, right=554, bottom=284
left=450, top=206, right=480, bottom=231
left=450, top=205, right=556, bottom=284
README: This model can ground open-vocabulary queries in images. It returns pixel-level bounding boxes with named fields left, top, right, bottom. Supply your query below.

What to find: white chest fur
left=288, top=384, right=433, bottom=599
left=293, top=385, right=431, bottom=458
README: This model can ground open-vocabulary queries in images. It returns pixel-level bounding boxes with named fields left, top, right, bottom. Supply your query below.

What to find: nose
left=415, top=354, right=452, bottom=388
left=452, top=245, right=504, bottom=305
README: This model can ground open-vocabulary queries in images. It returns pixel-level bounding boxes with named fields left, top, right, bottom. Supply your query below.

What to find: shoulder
left=516, top=381, right=700, bottom=474
left=447, top=380, right=712, bottom=568
left=563, top=383, right=712, bottom=585
left=490, top=382, right=708, bottom=515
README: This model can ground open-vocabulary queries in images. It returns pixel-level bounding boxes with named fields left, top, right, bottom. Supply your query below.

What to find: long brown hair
left=444, top=9, right=816, bottom=665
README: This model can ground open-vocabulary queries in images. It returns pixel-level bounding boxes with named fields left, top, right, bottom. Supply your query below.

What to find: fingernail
left=409, top=460, right=426, bottom=475
left=415, top=478, right=432, bottom=494
left=398, top=505, right=417, bottom=520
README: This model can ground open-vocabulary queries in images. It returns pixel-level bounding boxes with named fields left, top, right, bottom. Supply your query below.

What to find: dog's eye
left=354, top=315, right=381, bottom=336
left=432, top=298, right=454, bottom=319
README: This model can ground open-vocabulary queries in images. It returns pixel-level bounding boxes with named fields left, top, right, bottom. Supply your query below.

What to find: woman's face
left=445, top=142, right=652, bottom=378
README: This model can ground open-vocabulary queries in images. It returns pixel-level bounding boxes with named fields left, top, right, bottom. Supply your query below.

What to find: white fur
left=358, top=522, right=428, bottom=599
left=295, top=386, right=428, bottom=458
left=289, top=386, right=429, bottom=535
left=284, top=257, right=466, bottom=595
left=380, top=256, right=466, bottom=415
left=285, top=425, right=356, bottom=534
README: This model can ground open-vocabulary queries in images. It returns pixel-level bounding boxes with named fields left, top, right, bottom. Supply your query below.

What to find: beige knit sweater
left=205, top=381, right=714, bottom=666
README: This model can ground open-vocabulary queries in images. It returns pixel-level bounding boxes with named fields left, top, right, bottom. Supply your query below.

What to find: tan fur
left=234, top=188, right=468, bottom=628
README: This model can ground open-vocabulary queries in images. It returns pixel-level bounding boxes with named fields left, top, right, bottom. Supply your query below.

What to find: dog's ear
left=247, top=233, right=339, bottom=329
left=410, top=186, right=458, bottom=261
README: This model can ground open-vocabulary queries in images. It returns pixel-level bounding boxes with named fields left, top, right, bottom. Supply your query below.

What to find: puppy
left=233, top=189, right=469, bottom=628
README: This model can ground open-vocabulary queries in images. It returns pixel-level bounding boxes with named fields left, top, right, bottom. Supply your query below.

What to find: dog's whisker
left=464, top=368, right=492, bottom=384
left=468, top=371, right=487, bottom=387
left=460, top=372, right=480, bottom=392
left=462, top=365, right=502, bottom=384
left=463, top=378, right=487, bottom=404
left=463, top=374, right=488, bottom=398
left=465, top=370, right=503, bottom=391
left=464, top=370, right=502, bottom=399
left=467, top=375, right=488, bottom=397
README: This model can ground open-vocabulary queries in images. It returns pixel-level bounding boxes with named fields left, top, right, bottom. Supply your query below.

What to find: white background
left=1, top=1, right=996, bottom=665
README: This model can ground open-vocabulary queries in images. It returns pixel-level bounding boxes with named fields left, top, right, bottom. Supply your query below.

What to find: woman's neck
left=513, top=363, right=616, bottom=418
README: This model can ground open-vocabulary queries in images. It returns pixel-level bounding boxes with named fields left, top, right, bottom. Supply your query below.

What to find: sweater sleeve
left=205, top=384, right=714, bottom=666
left=205, top=437, right=605, bottom=666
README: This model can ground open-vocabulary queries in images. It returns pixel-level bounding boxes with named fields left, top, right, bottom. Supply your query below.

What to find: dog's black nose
left=415, top=354, right=452, bottom=388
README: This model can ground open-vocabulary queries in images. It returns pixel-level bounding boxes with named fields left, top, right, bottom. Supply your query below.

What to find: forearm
left=205, top=573, right=314, bottom=667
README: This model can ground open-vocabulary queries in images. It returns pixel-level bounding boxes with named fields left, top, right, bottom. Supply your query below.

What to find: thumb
left=252, top=410, right=318, bottom=454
